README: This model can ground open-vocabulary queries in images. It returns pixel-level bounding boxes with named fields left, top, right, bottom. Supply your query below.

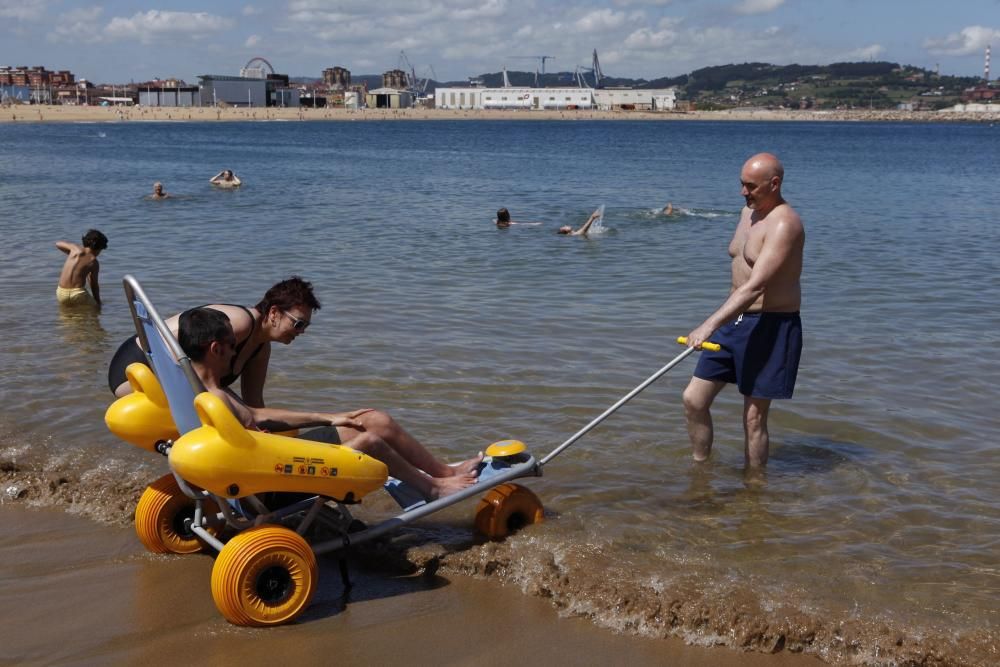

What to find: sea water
left=0, top=119, right=998, bottom=664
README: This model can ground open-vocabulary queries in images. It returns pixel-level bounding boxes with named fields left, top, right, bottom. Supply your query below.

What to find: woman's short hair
left=496, top=208, right=511, bottom=223
left=254, top=276, right=321, bottom=315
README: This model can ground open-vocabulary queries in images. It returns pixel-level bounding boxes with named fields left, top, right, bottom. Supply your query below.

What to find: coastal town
left=2, top=46, right=999, bottom=121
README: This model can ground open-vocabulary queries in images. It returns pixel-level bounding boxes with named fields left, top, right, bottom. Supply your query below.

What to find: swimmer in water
left=558, top=208, right=602, bottom=237
left=210, top=169, right=242, bottom=188
left=495, top=207, right=542, bottom=228
left=662, top=202, right=674, bottom=216
left=150, top=182, right=169, bottom=200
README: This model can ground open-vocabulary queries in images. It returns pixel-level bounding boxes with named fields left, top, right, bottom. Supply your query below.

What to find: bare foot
left=448, top=452, right=484, bottom=477
left=428, top=471, right=477, bottom=499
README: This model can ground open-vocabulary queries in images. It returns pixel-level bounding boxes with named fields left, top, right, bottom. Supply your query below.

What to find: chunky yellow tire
left=211, top=526, right=317, bottom=627
left=474, top=483, right=544, bottom=540
left=134, top=473, right=220, bottom=554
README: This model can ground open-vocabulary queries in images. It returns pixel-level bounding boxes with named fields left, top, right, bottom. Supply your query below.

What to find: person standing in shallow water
left=681, top=152, right=804, bottom=467
left=55, top=229, right=107, bottom=307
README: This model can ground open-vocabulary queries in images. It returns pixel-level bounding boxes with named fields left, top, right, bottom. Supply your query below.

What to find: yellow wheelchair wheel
left=134, top=473, right=219, bottom=554
left=474, top=483, right=544, bottom=540
left=211, top=526, right=317, bottom=627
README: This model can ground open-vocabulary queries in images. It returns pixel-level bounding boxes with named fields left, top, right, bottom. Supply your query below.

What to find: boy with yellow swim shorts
left=55, top=229, right=108, bottom=307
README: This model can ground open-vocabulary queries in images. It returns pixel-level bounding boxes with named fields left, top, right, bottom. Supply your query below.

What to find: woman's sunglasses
left=282, top=310, right=311, bottom=332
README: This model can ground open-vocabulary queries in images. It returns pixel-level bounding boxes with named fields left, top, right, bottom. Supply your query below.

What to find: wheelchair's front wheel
left=211, top=525, right=317, bottom=626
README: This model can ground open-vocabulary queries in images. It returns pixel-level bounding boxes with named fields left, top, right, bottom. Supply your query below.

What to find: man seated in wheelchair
left=178, top=307, right=482, bottom=500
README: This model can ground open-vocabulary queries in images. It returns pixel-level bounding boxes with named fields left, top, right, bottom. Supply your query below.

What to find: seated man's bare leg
left=742, top=396, right=771, bottom=467
left=682, top=377, right=726, bottom=462
left=345, top=432, right=477, bottom=500
left=339, top=410, right=482, bottom=477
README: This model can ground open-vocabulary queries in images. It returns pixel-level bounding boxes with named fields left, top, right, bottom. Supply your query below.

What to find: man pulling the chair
left=177, top=307, right=481, bottom=500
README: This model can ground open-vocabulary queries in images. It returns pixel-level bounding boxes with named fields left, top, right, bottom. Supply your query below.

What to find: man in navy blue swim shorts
left=681, top=153, right=805, bottom=467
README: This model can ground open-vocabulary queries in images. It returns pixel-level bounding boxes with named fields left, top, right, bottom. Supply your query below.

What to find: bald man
left=681, top=153, right=804, bottom=467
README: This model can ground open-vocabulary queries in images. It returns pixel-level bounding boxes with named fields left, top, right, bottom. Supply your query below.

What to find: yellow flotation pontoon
left=171, top=392, right=387, bottom=501
left=105, top=363, right=178, bottom=453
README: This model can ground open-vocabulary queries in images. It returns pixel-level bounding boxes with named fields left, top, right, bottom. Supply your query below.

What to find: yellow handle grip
left=677, top=336, right=721, bottom=352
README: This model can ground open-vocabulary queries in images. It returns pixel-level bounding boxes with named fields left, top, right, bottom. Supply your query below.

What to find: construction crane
left=398, top=50, right=438, bottom=96
left=507, top=55, right=556, bottom=87
left=575, top=50, right=604, bottom=89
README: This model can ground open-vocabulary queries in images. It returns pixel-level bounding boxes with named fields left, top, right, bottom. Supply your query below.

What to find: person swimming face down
left=557, top=225, right=573, bottom=234
left=496, top=208, right=511, bottom=228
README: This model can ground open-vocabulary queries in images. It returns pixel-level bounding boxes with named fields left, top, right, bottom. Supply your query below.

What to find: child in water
left=55, top=229, right=108, bottom=307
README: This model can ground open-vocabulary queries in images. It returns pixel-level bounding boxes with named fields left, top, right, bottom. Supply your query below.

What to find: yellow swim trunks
left=56, top=286, right=96, bottom=306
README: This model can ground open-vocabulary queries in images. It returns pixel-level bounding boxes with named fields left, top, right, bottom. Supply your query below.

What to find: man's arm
left=230, top=175, right=242, bottom=186
left=685, top=216, right=802, bottom=348
left=209, top=171, right=224, bottom=183
left=88, top=260, right=101, bottom=305
left=55, top=241, right=74, bottom=255
left=249, top=405, right=372, bottom=433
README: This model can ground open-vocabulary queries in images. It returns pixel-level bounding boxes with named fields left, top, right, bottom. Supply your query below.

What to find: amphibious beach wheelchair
left=105, top=276, right=545, bottom=626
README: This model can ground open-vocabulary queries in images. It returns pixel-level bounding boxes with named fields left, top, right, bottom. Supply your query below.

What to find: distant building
left=434, top=86, right=677, bottom=111
left=593, top=88, right=677, bottom=111
left=382, top=69, right=408, bottom=90
left=366, top=87, right=412, bottom=109
left=198, top=74, right=296, bottom=108
left=137, top=79, right=199, bottom=107
left=344, top=90, right=361, bottom=109
left=1, top=65, right=76, bottom=103
left=323, top=66, right=351, bottom=89
left=435, top=87, right=592, bottom=110
left=961, top=84, right=999, bottom=103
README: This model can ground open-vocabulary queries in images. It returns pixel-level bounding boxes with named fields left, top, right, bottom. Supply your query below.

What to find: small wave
left=4, top=442, right=991, bottom=666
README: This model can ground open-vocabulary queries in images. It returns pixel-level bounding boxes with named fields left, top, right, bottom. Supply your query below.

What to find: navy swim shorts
left=693, top=312, right=802, bottom=399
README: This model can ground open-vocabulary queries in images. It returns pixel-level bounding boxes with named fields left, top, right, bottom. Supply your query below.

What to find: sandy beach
left=0, top=504, right=824, bottom=666
left=1, top=103, right=997, bottom=124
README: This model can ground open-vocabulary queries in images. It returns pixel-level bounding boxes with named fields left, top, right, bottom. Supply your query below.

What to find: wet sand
left=0, top=504, right=824, bottom=666
left=1, top=103, right=997, bottom=124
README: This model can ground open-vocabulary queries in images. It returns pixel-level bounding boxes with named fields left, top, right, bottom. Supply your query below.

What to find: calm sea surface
left=1, top=118, right=998, bottom=664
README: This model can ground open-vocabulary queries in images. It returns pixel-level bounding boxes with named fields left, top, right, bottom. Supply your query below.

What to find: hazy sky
left=2, top=1, right=999, bottom=83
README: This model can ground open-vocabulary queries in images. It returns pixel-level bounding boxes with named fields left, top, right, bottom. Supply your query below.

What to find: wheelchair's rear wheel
left=134, top=473, right=219, bottom=554
left=211, top=525, right=317, bottom=626
left=474, top=483, right=544, bottom=540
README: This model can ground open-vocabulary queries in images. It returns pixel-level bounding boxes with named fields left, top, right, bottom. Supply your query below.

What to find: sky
left=2, top=0, right=999, bottom=84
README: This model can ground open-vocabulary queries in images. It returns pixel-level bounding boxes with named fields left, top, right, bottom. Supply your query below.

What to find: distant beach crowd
left=3, top=104, right=999, bottom=124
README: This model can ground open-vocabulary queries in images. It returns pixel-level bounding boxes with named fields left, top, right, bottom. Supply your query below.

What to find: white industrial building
left=593, top=88, right=677, bottom=111
left=435, top=86, right=676, bottom=111
left=435, top=87, right=594, bottom=110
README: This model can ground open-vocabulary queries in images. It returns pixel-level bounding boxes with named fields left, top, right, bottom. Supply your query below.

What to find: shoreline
left=2, top=103, right=998, bottom=124
left=0, top=503, right=823, bottom=667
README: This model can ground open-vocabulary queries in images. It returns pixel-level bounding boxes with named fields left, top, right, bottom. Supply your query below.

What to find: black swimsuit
left=107, top=304, right=264, bottom=394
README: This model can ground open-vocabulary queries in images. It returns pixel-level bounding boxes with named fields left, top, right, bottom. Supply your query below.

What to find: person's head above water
left=496, top=207, right=511, bottom=228
left=153, top=182, right=164, bottom=194
left=557, top=225, right=573, bottom=235
left=223, top=169, right=234, bottom=180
